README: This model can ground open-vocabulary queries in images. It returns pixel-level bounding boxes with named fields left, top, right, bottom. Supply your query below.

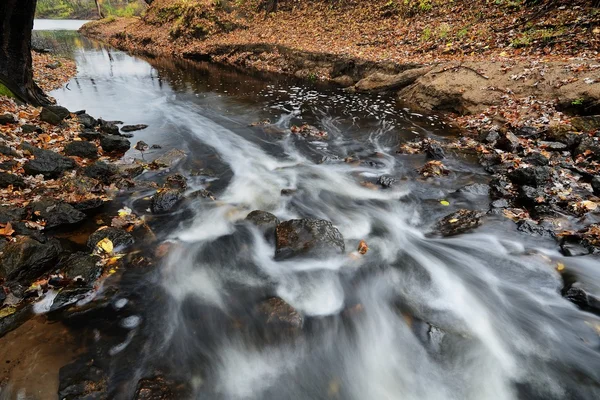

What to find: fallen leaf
left=96, top=237, right=114, bottom=254
left=357, top=240, right=369, bottom=255
left=440, top=200, right=450, bottom=206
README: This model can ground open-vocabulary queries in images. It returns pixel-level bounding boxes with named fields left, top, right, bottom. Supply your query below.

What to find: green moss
left=0, top=82, right=16, bottom=99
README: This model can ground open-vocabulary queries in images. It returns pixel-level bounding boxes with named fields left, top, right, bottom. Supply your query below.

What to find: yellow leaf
left=96, top=237, right=114, bottom=254
left=449, top=218, right=459, bottom=223
left=556, top=262, right=565, bottom=272
left=440, top=200, right=450, bottom=206
left=581, top=201, right=597, bottom=211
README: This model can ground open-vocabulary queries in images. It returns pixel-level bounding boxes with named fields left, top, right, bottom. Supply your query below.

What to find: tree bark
left=94, top=0, right=104, bottom=18
left=0, top=0, right=50, bottom=106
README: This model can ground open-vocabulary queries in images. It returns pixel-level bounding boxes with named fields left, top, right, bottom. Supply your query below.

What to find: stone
left=29, top=198, right=86, bottom=229
left=58, top=357, right=107, bottom=400
left=77, top=113, right=97, bottom=129
left=49, top=287, right=92, bottom=313
left=563, top=284, right=600, bottom=314
left=22, top=148, right=76, bottom=179
left=134, top=375, right=191, bottom=400
left=164, top=173, right=187, bottom=189
left=478, top=129, right=500, bottom=144
left=545, top=126, right=581, bottom=149
left=100, top=134, right=131, bottom=154
left=517, top=185, right=545, bottom=206
left=592, top=176, right=600, bottom=195
left=47, top=105, right=70, bottom=120
left=539, top=141, right=568, bottom=151
left=456, top=183, right=489, bottom=196
left=39, top=108, right=62, bottom=125
left=0, top=172, right=25, bottom=188
left=0, top=145, right=17, bottom=156
left=64, top=141, right=98, bottom=159
left=0, top=113, right=16, bottom=124
left=559, top=235, right=591, bottom=257
left=516, top=219, right=555, bottom=238
left=98, top=118, right=120, bottom=135
left=256, top=297, right=303, bottom=333
left=490, top=199, right=510, bottom=209
left=87, top=227, right=134, bottom=251
left=478, top=153, right=502, bottom=170
left=246, top=210, right=279, bottom=242
left=489, top=176, right=512, bottom=199
left=570, top=115, right=600, bottom=132
left=507, top=166, right=551, bottom=187
left=377, top=175, right=395, bottom=188
left=425, top=142, right=445, bottom=160
left=21, top=124, right=41, bottom=133
left=522, top=152, right=549, bottom=166
left=0, top=237, right=61, bottom=284
left=150, top=189, right=183, bottom=213
left=575, top=136, right=600, bottom=160
left=495, top=132, right=521, bottom=152
left=275, top=218, right=345, bottom=260
left=116, top=163, right=145, bottom=179
left=78, top=130, right=101, bottom=140
left=121, top=124, right=148, bottom=133
left=83, top=161, right=118, bottom=184
left=515, top=126, right=541, bottom=138
left=151, top=149, right=187, bottom=168
left=0, top=205, right=25, bottom=224
left=435, top=209, right=482, bottom=237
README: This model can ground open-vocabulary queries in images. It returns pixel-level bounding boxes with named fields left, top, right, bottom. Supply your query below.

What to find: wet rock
left=478, top=129, right=500, bottom=144
left=456, top=183, right=489, bottom=196
left=48, top=105, right=70, bottom=120
left=517, top=185, right=545, bottom=206
left=516, top=220, right=555, bottom=238
left=490, top=198, right=510, bottom=209
left=377, top=175, right=395, bottom=188
left=135, top=140, right=149, bottom=152
left=0, top=113, right=16, bottom=124
left=78, top=129, right=101, bottom=140
left=0, top=144, right=17, bottom=156
left=134, top=375, right=191, bottom=400
left=559, top=235, right=591, bottom=257
left=478, top=153, right=502, bottom=171
left=0, top=304, right=32, bottom=338
left=63, top=141, right=98, bottom=159
left=98, top=118, right=120, bottom=135
left=29, top=198, right=86, bottom=229
left=164, top=173, right=187, bottom=189
left=0, top=160, right=16, bottom=171
left=563, top=284, right=600, bottom=315
left=275, top=218, right=345, bottom=260
left=21, top=124, right=41, bottom=133
left=100, top=134, right=131, bottom=154
left=570, top=115, right=600, bottom=132
left=122, top=124, right=148, bottom=133
left=60, top=252, right=102, bottom=284
left=515, top=126, right=541, bottom=138
left=0, top=237, right=61, bottom=284
left=545, top=125, right=581, bottom=148
left=489, top=176, right=512, bottom=199
left=188, top=189, right=216, bottom=201
left=150, top=189, right=183, bottom=214
left=0, top=288, right=5, bottom=305
left=522, top=152, right=549, bottom=166
left=435, top=209, right=482, bottom=237
left=58, top=357, right=107, bottom=400
left=0, top=172, right=25, bottom=188
left=507, top=166, right=551, bottom=187
left=83, top=161, right=118, bottom=184
left=87, top=227, right=134, bottom=251
left=575, top=136, right=600, bottom=160
left=246, top=210, right=279, bottom=242
left=117, top=163, right=145, bottom=179
left=40, top=106, right=69, bottom=125
left=419, top=161, right=448, bottom=177
left=592, top=176, right=600, bottom=195
left=22, top=148, right=76, bottom=179
left=151, top=149, right=187, bottom=168
left=539, top=141, right=568, bottom=151
left=495, top=132, right=521, bottom=152
left=290, top=124, right=328, bottom=140
left=77, top=113, right=97, bottom=129
left=256, top=297, right=303, bottom=332
left=425, top=142, right=445, bottom=160
left=49, top=287, right=91, bottom=313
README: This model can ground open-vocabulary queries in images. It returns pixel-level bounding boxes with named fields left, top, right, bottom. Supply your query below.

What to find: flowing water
left=9, top=20, right=600, bottom=400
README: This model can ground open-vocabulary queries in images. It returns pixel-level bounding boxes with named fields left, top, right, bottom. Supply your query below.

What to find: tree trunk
left=0, top=0, right=50, bottom=106
left=94, top=0, right=104, bottom=18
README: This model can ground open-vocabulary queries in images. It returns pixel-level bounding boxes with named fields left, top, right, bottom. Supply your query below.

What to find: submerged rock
left=164, top=173, right=187, bottom=190
left=516, top=220, right=555, bottom=238
left=246, top=210, right=279, bottom=242
left=29, top=198, right=86, bottom=229
left=87, top=227, right=134, bottom=251
left=150, top=189, right=183, bottom=214
left=22, top=148, right=76, bottom=178
left=435, top=209, right=482, bottom=237
left=151, top=149, right=187, bottom=168
left=456, top=183, right=489, bottom=196
left=377, top=175, right=396, bottom=188
left=60, top=252, right=102, bottom=284
left=425, top=142, right=445, bottom=160
left=256, top=297, right=303, bottom=333
left=134, top=375, right=191, bottom=400
left=522, top=153, right=549, bottom=166
left=0, top=236, right=61, bottom=284
left=121, top=124, right=148, bottom=133
left=100, top=134, right=131, bottom=154
left=563, top=283, right=600, bottom=315
left=58, top=357, right=107, bottom=400
left=275, top=218, right=345, bottom=260
left=63, top=141, right=98, bottom=159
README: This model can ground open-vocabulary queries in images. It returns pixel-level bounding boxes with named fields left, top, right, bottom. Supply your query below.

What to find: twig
left=433, top=65, right=489, bottom=80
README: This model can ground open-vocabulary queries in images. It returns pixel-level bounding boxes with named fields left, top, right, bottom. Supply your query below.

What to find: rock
left=425, top=142, right=445, bottom=160
left=44, top=105, right=70, bottom=121
left=134, top=375, right=190, bottom=400
left=45, top=61, right=61, bottom=69
left=490, top=199, right=510, bottom=209
left=478, top=129, right=500, bottom=144
left=419, top=161, right=448, bottom=177
left=188, top=189, right=216, bottom=200
left=150, top=189, right=183, bottom=213
left=151, top=149, right=187, bottom=168
left=100, top=134, right=131, bottom=154
left=121, top=124, right=148, bottom=133
left=49, top=287, right=91, bottom=313
left=275, top=219, right=345, bottom=260
left=256, top=297, right=303, bottom=334
left=435, top=209, right=482, bottom=237
left=559, top=235, right=591, bottom=257
left=563, top=284, right=600, bottom=315
left=29, top=199, right=86, bottom=229
left=87, top=227, right=134, bottom=251
left=478, top=153, right=502, bottom=170
left=539, top=141, right=568, bottom=151
left=78, top=130, right=101, bottom=140
left=570, top=115, right=600, bottom=132
left=514, top=126, right=541, bottom=138
left=522, top=152, right=549, bottom=166
left=495, top=132, right=521, bottom=152
left=575, top=136, right=600, bottom=160
left=134, top=140, right=149, bottom=152
left=489, top=176, right=512, bottom=199
left=507, top=166, right=551, bottom=187
left=0, top=205, right=26, bottom=224
left=83, top=161, right=118, bottom=184
left=0, top=288, right=5, bottom=305
left=116, top=163, right=145, bottom=179
left=58, top=357, right=107, bottom=400
left=22, top=148, right=76, bottom=179
left=517, top=185, right=545, bottom=206
left=246, top=210, right=279, bottom=242
left=63, top=141, right=98, bottom=159
left=354, top=67, right=432, bottom=92
left=545, top=125, right=581, bottom=148
left=377, top=175, right=395, bottom=188
left=164, top=173, right=187, bottom=189
left=0, top=113, right=16, bottom=124
left=516, top=220, right=555, bottom=238
left=39, top=108, right=62, bottom=125
left=77, top=113, right=97, bottom=129
left=98, top=118, right=120, bottom=135
left=0, top=304, right=32, bottom=339
left=456, top=183, right=489, bottom=196
left=0, top=237, right=61, bottom=284
left=0, top=172, right=25, bottom=188
left=0, top=144, right=17, bottom=156
left=332, top=75, right=355, bottom=87
left=592, top=176, right=600, bottom=195
left=21, top=124, right=41, bottom=133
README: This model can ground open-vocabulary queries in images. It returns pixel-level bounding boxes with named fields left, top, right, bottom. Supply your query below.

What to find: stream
left=6, top=20, right=600, bottom=400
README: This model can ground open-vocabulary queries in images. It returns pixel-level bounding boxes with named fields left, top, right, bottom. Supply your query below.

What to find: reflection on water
left=12, top=24, right=600, bottom=400
left=33, top=19, right=90, bottom=31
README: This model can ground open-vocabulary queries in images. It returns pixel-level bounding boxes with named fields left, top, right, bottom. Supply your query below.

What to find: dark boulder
left=134, top=375, right=191, bottom=400
left=478, top=153, right=502, bottom=171
left=29, top=199, right=86, bottom=229
left=100, top=134, right=131, bottom=154
left=63, top=141, right=98, bottom=159
left=496, top=132, right=521, bottom=152
left=39, top=107, right=63, bottom=125
left=121, top=124, right=148, bottom=133
left=275, top=218, right=345, bottom=260
left=21, top=124, right=41, bottom=133
left=78, top=130, right=101, bottom=141
left=58, top=357, right=107, bottom=400
left=507, top=166, right=551, bottom=187
left=0, top=236, right=61, bottom=284
left=425, top=142, right=445, bottom=160
left=592, top=176, right=600, bottom=196
left=77, top=113, right=97, bottom=129
left=0, top=113, right=16, bottom=124
left=60, top=252, right=103, bottom=284
left=516, top=220, right=555, bottom=238
left=83, top=161, right=118, bottom=184
left=87, top=227, right=134, bottom=251
left=563, top=284, right=600, bottom=315
left=478, top=129, right=500, bottom=144
left=49, top=287, right=92, bottom=313
left=246, top=210, right=279, bottom=242
left=559, top=235, right=592, bottom=257
left=575, top=136, right=600, bottom=160
left=98, top=118, right=120, bottom=135
left=545, top=126, right=581, bottom=149
left=22, top=148, right=76, bottom=179
left=164, top=173, right=187, bottom=190
left=0, top=172, right=25, bottom=188
left=0, top=144, right=17, bottom=156
left=45, top=105, right=70, bottom=120
left=377, top=176, right=395, bottom=188
left=435, top=209, right=482, bottom=237
left=539, top=141, right=568, bottom=151
left=570, top=115, right=600, bottom=132
left=517, top=185, right=546, bottom=206
left=489, top=176, right=512, bottom=199
left=150, top=189, right=183, bottom=213
left=522, top=153, right=549, bottom=166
